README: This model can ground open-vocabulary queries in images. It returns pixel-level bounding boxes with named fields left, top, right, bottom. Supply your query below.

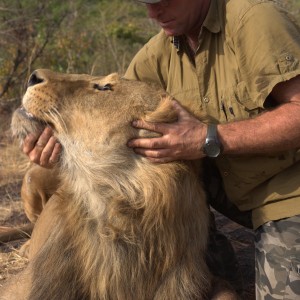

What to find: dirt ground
left=0, top=106, right=255, bottom=298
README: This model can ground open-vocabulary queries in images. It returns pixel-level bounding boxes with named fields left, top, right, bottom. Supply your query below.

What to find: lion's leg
left=19, top=194, right=86, bottom=300
left=0, top=195, right=64, bottom=299
left=21, top=164, right=60, bottom=224
left=19, top=165, right=60, bottom=257
left=27, top=192, right=63, bottom=259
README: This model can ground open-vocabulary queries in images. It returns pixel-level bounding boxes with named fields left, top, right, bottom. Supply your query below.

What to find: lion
left=1, top=69, right=237, bottom=299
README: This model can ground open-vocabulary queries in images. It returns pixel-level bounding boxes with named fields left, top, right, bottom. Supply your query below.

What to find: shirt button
left=223, top=171, right=229, bottom=177
left=204, top=96, right=210, bottom=103
left=285, top=55, right=293, bottom=61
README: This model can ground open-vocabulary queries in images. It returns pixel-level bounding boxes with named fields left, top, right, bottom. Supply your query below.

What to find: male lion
left=1, top=69, right=236, bottom=299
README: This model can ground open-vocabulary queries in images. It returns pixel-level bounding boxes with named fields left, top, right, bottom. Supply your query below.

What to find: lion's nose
left=28, top=72, right=44, bottom=87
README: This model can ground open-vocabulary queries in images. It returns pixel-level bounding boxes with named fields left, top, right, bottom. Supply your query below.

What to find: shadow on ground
left=214, top=210, right=255, bottom=299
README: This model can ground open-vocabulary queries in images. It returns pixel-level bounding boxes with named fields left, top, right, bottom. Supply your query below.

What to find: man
left=22, top=0, right=300, bottom=299
left=124, top=0, right=300, bottom=299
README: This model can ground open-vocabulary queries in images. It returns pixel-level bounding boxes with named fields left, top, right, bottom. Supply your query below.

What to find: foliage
left=0, top=0, right=158, bottom=101
left=0, top=0, right=299, bottom=102
left=0, top=0, right=70, bottom=99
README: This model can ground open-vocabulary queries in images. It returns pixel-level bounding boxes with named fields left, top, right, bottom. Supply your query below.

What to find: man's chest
left=164, top=34, right=261, bottom=124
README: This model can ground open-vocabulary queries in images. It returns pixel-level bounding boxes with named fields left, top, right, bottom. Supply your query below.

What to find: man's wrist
left=202, top=123, right=222, bottom=158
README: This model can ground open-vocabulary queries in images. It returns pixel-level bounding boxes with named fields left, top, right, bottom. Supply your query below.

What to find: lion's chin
left=11, top=107, right=48, bottom=141
left=18, top=106, right=35, bottom=120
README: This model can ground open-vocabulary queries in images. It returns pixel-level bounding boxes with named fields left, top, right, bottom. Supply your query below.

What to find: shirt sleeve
left=233, top=2, right=300, bottom=107
left=124, top=44, right=165, bottom=89
left=124, top=31, right=168, bottom=89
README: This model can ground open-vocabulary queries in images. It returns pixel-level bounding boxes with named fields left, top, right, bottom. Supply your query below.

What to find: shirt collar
left=202, top=0, right=221, bottom=34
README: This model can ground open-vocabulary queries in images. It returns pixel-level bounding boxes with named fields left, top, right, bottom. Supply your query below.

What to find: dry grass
left=0, top=246, right=29, bottom=283
left=0, top=111, right=31, bottom=287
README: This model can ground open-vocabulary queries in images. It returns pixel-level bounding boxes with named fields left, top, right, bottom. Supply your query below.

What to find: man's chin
left=162, top=28, right=179, bottom=37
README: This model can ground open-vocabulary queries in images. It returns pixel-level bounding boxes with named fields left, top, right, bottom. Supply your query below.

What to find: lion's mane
left=3, top=69, right=212, bottom=300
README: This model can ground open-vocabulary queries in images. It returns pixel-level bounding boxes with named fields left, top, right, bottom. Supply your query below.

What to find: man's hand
left=23, top=127, right=62, bottom=168
left=127, top=101, right=207, bottom=163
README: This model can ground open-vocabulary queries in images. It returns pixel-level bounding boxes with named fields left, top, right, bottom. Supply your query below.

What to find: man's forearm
left=218, top=102, right=300, bottom=155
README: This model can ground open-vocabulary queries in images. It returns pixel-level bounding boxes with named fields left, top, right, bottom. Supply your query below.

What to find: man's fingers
left=133, top=148, right=175, bottom=163
left=171, top=100, right=192, bottom=119
left=36, top=127, right=53, bottom=148
left=132, top=119, right=167, bottom=134
left=128, top=137, right=165, bottom=149
left=39, top=137, right=60, bottom=167
left=23, top=133, right=39, bottom=155
left=23, top=127, right=53, bottom=155
left=147, top=157, right=174, bottom=164
left=49, top=142, right=62, bottom=164
left=133, top=147, right=170, bottom=158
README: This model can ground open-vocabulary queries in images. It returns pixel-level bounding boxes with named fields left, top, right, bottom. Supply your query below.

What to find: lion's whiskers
left=46, top=108, right=68, bottom=134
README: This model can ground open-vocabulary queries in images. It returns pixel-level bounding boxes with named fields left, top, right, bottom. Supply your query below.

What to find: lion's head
left=13, top=70, right=181, bottom=179
left=8, top=69, right=214, bottom=300
left=13, top=69, right=174, bottom=157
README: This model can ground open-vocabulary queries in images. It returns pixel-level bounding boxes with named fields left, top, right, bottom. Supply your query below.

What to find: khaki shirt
left=124, top=0, right=300, bottom=228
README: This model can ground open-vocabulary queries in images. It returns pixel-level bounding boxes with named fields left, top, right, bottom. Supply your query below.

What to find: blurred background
left=0, top=0, right=299, bottom=107
left=0, top=0, right=159, bottom=105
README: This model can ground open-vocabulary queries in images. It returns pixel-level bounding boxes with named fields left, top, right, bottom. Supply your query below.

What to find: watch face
left=204, top=141, right=221, bottom=158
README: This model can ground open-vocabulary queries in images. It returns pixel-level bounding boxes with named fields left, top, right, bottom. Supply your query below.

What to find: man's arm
left=218, top=75, right=300, bottom=154
left=128, top=75, right=300, bottom=163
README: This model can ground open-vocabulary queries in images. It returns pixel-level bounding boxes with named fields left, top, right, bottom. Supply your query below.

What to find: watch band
left=203, top=123, right=222, bottom=158
left=206, top=123, right=217, bottom=140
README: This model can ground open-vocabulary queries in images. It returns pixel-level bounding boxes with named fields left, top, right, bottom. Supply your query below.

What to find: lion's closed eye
left=93, top=83, right=112, bottom=91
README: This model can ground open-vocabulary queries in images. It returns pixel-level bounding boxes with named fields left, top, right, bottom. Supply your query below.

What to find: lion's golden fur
left=1, top=69, right=226, bottom=299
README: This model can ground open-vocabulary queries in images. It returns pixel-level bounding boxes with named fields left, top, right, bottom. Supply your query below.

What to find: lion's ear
left=144, top=96, right=177, bottom=123
left=99, top=73, right=120, bottom=86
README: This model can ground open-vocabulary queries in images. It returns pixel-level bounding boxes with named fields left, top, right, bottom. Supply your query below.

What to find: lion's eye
left=93, top=83, right=112, bottom=91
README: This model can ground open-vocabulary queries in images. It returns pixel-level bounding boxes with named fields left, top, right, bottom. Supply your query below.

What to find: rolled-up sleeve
left=233, top=2, right=300, bottom=106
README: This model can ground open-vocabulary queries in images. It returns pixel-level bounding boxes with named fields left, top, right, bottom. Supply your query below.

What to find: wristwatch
left=203, top=124, right=222, bottom=158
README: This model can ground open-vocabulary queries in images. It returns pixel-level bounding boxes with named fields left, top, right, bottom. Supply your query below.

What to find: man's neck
left=185, top=0, right=211, bottom=53
left=186, top=36, right=200, bottom=53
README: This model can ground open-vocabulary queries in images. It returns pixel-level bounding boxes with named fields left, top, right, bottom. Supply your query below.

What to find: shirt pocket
left=220, top=81, right=264, bottom=122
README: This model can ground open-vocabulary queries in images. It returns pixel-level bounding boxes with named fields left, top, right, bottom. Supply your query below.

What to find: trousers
left=255, top=214, right=300, bottom=300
